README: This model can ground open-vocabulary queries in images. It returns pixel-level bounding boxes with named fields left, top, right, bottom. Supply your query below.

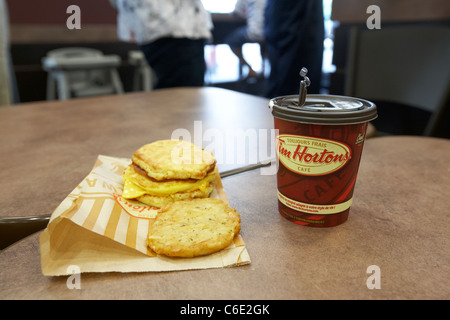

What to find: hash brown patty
left=147, top=198, right=241, bottom=258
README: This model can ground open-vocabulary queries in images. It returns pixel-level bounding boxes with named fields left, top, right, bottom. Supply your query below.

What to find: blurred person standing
left=224, top=0, right=267, bottom=79
left=111, top=0, right=213, bottom=89
left=264, top=0, right=324, bottom=98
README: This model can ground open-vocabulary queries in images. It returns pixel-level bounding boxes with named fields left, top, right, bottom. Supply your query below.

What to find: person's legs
left=225, top=27, right=259, bottom=78
left=140, top=37, right=206, bottom=89
left=264, top=0, right=324, bottom=98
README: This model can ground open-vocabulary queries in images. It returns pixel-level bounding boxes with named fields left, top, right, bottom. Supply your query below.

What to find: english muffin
left=122, top=140, right=217, bottom=208
left=132, top=139, right=216, bottom=181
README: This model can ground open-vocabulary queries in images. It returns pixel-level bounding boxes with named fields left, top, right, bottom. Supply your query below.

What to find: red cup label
left=276, top=134, right=352, bottom=176
left=277, top=190, right=353, bottom=215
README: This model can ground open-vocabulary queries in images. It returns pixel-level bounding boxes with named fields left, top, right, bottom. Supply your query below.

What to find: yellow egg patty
left=122, top=165, right=216, bottom=208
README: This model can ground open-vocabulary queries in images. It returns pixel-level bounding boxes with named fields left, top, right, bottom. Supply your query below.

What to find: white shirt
left=114, top=0, right=213, bottom=44
left=234, top=0, right=266, bottom=41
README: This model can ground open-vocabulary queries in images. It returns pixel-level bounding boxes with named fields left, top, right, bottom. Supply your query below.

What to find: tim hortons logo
left=276, top=135, right=351, bottom=176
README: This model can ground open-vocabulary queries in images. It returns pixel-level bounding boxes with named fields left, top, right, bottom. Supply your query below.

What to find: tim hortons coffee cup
left=269, top=68, right=377, bottom=227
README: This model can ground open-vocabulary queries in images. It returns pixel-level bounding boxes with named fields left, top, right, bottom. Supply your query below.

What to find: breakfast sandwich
left=147, top=198, right=241, bottom=258
left=121, top=140, right=217, bottom=208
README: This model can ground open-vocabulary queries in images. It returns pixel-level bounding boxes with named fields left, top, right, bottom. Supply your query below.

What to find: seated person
left=224, top=0, right=267, bottom=78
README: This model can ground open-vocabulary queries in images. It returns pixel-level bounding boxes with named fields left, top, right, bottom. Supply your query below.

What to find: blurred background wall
left=5, top=0, right=450, bottom=137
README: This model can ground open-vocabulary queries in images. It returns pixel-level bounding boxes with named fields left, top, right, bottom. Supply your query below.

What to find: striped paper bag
left=39, top=155, right=251, bottom=276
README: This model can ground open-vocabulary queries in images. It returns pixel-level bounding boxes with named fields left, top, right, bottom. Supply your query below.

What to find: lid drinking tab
left=298, top=67, right=310, bottom=107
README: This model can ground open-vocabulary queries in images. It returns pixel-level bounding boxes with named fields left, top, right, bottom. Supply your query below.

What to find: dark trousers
left=140, top=37, right=206, bottom=89
left=264, top=0, right=324, bottom=98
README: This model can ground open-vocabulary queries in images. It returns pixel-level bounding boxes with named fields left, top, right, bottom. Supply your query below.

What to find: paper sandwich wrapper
left=39, top=155, right=251, bottom=276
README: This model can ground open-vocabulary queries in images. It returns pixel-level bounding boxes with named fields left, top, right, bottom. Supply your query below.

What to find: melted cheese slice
left=122, top=179, right=147, bottom=199
left=122, top=172, right=215, bottom=199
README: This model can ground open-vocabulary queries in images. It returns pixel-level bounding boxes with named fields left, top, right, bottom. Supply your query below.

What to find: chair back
left=345, top=25, right=450, bottom=135
left=42, top=47, right=124, bottom=100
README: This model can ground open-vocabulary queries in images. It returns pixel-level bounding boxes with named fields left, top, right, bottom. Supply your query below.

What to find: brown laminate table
left=1, top=87, right=449, bottom=300
left=0, top=87, right=273, bottom=219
